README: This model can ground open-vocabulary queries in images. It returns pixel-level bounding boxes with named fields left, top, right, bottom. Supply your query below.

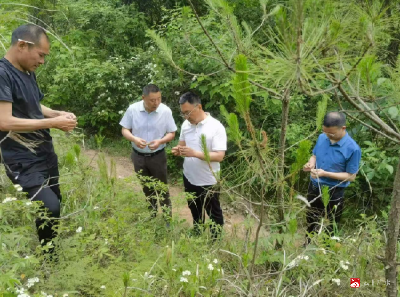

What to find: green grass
left=0, top=131, right=390, bottom=296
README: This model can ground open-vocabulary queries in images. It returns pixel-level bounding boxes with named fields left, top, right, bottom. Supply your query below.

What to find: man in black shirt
left=0, top=24, right=77, bottom=253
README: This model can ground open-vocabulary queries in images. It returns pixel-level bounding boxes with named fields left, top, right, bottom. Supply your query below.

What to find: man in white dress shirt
left=172, top=92, right=227, bottom=237
left=120, top=84, right=177, bottom=219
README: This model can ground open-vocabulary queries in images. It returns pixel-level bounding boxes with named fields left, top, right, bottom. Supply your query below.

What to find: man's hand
left=52, top=115, right=77, bottom=132
left=60, top=111, right=77, bottom=120
left=171, top=145, right=182, bottom=156
left=303, top=161, right=315, bottom=172
left=133, top=136, right=147, bottom=149
left=148, top=139, right=162, bottom=151
left=311, top=169, right=326, bottom=179
left=179, top=146, right=198, bottom=158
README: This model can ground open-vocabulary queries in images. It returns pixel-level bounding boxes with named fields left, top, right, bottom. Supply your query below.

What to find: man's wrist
left=47, top=118, right=56, bottom=129
left=50, top=109, right=62, bottom=117
left=194, top=150, right=203, bottom=159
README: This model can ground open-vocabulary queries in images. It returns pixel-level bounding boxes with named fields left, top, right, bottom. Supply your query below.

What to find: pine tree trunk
left=277, top=94, right=290, bottom=222
left=385, top=158, right=400, bottom=297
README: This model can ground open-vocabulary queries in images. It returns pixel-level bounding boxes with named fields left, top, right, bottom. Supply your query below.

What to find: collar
left=198, top=112, right=211, bottom=125
left=139, top=101, right=160, bottom=113
left=326, top=132, right=349, bottom=147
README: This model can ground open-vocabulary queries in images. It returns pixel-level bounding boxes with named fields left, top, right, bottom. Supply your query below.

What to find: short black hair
left=142, top=84, right=160, bottom=96
left=179, top=91, right=201, bottom=105
left=323, top=111, right=346, bottom=127
left=11, top=24, right=49, bottom=46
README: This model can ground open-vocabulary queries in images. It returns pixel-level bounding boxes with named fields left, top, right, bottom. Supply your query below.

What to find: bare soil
left=84, top=149, right=267, bottom=239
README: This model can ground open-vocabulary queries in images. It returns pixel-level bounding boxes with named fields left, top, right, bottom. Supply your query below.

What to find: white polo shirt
left=120, top=101, right=177, bottom=153
left=179, top=113, right=227, bottom=186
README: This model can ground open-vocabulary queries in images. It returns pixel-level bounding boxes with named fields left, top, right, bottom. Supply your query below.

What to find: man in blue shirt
left=303, top=111, right=361, bottom=241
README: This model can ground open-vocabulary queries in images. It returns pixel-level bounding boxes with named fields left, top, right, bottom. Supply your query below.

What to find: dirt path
left=84, top=149, right=266, bottom=239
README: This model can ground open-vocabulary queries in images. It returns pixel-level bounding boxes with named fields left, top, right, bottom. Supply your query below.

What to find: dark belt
left=133, top=147, right=164, bottom=157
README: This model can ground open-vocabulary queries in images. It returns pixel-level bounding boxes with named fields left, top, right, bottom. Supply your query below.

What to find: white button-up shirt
left=179, top=113, right=227, bottom=186
left=120, top=101, right=177, bottom=153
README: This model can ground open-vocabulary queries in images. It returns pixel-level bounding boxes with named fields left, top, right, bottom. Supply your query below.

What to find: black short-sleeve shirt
left=0, top=58, right=57, bottom=187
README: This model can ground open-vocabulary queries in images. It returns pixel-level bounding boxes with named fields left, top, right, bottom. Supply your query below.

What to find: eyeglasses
left=180, top=105, right=199, bottom=118
left=18, top=39, right=35, bottom=45
left=322, top=129, right=338, bottom=138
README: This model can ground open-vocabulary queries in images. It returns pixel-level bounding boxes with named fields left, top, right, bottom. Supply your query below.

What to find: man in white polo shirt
left=171, top=92, right=227, bottom=238
left=120, top=84, right=177, bottom=219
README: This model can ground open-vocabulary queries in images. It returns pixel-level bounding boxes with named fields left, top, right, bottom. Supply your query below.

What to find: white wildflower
left=172, top=268, right=177, bottom=272
left=180, top=277, right=188, bottom=283
left=76, top=227, right=82, bottom=233
left=63, top=294, right=69, bottom=297
left=351, top=238, right=356, bottom=242
left=192, top=75, right=197, bottom=81
left=208, top=264, right=214, bottom=271
left=26, top=277, right=39, bottom=288
left=118, top=110, right=124, bottom=115
left=2, top=197, right=17, bottom=203
left=16, top=287, right=25, bottom=294
left=174, top=91, right=180, bottom=95
left=339, top=260, right=349, bottom=270
left=213, top=258, right=218, bottom=264
left=107, top=97, right=111, bottom=102
left=331, top=236, right=341, bottom=241
left=14, top=184, right=23, bottom=191
left=332, top=278, right=341, bottom=286
left=25, top=201, right=32, bottom=206
left=287, top=259, right=297, bottom=269
left=24, top=255, right=30, bottom=259
left=100, top=285, right=106, bottom=289
left=287, top=254, right=309, bottom=268
left=182, top=270, right=191, bottom=276
left=93, top=206, right=99, bottom=210
left=299, top=255, right=309, bottom=261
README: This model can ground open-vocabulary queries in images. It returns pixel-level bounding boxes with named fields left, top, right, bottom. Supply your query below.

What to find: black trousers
left=183, top=174, right=224, bottom=236
left=306, top=182, right=345, bottom=236
left=131, top=149, right=171, bottom=217
left=18, top=166, right=62, bottom=250
left=5, top=153, right=61, bottom=252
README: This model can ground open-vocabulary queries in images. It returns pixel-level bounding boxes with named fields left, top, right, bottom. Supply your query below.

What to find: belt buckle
left=143, top=153, right=152, bottom=157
